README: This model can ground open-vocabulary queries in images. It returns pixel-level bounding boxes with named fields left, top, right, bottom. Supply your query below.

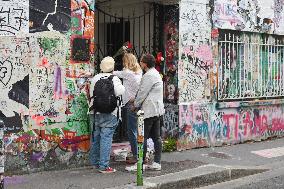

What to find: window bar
left=260, top=37, right=263, bottom=97
left=244, top=35, right=247, bottom=97
left=267, top=37, right=271, bottom=96
left=242, top=35, right=245, bottom=97
left=275, top=39, right=278, bottom=95
left=128, top=15, right=130, bottom=42
left=233, top=33, right=236, bottom=98
left=148, top=7, right=151, bottom=53
left=97, top=9, right=101, bottom=69
left=265, top=37, right=268, bottom=96
left=224, top=33, right=227, bottom=98
left=239, top=36, right=242, bottom=98
left=278, top=41, right=280, bottom=95
left=248, top=35, right=251, bottom=96
left=261, top=36, right=264, bottom=97
left=122, top=8, right=125, bottom=45
left=278, top=41, right=281, bottom=96
left=279, top=40, right=282, bottom=95
left=115, top=13, right=117, bottom=53
left=270, top=38, right=273, bottom=97
left=257, top=35, right=260, bottom=97
left=279, top=41, right=282, bottom=95
left=279, top=41, right=282, bottom=96
left=264, top=37, right=267, bottom=97
left=104, top=11, right=106, bottom=56
left=228, top=33, right=231, bottom=98
left=133, top=11, right=136, bottom=57
left=273, top=38, right=275, bottom=96
left=250, top=35, right=255, bottom=97
left=109, top=14, right=112, bottom=55
left=280, top=43, right=284, bottom=95
left=282, top=44, right=284, bottom=95
left=144, top=7, right=146, bottom=52
left=261, top=37, right=266, bottom=97
left=219, top=41, right=223, bottom=100
left=138, top=16, right=141, bottom=57
left=247, top=35, right=250, bottom=95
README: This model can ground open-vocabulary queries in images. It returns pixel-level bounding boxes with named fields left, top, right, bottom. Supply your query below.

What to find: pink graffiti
left=182, top=46, right=193, bottom=56
left=31, top=115, right=45, bottom=127
left=195, top=45, right=213, bottom=66
left=271, top=118, right=284, bottom=131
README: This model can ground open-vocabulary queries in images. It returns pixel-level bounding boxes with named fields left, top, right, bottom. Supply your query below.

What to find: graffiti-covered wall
left=177, top=0, right=284, bottom=150
left=162, top=5, right=180, bottom=138
left=178, top=101, right=284, bottom=150
left=179, top=0, right=212, bottom=103
left=212, top=0, right=284, bottom=34
left=0, top=0, right=95, bottom=173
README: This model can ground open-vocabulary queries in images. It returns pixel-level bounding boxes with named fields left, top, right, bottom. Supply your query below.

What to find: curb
left=107, top=164, right=267, bottom=189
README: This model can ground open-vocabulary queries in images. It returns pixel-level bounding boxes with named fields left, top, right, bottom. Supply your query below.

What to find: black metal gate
left=94, top=3, right=165, bottom=69
left=94, top=2, right=165, bottom=142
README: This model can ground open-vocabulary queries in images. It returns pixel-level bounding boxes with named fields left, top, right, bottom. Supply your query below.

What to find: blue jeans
left=89, top=113, right=118, bottom=170
left=125, top=102, right=138, bottom=158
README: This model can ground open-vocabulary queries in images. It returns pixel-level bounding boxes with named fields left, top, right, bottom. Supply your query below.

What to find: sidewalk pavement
left=6, top=137, right=284, bottom=189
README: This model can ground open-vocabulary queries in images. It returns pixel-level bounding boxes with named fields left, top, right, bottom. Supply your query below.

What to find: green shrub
left=162, top=137, right=177, bottom=152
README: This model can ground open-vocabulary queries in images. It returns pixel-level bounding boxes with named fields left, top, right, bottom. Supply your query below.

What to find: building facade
left=178, top=0, right=284, bottom=150
left=0, top=0, right=95, bottom=173
left=0, top=0, right=283, bottom=174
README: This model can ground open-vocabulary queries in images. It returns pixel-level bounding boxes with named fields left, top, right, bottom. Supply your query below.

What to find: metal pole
left=136, top=110, right=144, bottom=186
left=0, top=120, right=4, bottom=189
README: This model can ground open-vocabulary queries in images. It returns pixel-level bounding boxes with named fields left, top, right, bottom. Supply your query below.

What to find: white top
left=89, top=73, right=125, bottom=117
left=113, top=69, right=142, bottom=105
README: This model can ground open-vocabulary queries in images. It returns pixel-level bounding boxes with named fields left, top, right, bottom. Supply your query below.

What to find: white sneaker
left=146, top=162, right=161, bottom=171
left=125, top=163, right=146, bottom=172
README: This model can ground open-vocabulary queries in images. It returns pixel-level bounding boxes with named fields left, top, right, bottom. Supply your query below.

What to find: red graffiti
left=243, top=112, right=254, bottom=136
left=253, top=114, right=268, bottom=135
left=222, top=114, right=235, bottom=139
left=271, top=118, right=284, bottom=131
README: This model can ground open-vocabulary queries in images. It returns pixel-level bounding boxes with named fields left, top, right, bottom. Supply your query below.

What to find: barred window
left=218, top=30, right=284, bottom=101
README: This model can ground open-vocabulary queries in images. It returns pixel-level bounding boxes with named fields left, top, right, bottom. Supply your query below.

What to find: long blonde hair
left=123, top=53, right=141, bottom=73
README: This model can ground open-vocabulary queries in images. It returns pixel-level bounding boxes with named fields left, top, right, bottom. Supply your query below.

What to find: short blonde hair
left=123, top=53, right=141, bottom=73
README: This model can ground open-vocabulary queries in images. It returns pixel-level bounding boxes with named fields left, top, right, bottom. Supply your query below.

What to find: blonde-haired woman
left=113, top=53, right=142, bottom=164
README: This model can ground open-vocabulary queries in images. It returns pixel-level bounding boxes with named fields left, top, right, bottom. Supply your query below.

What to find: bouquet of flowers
left=113, top=41, right=133, bottom=58
left=155, top=52, right=164, bottom=73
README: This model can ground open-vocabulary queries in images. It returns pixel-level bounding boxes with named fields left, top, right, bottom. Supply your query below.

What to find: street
left=5, top=137, right=284, bottom=189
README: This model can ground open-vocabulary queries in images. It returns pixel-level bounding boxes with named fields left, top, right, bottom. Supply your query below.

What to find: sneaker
left=146, top=162, right=161, bottom=171
left=125, top=163, right=146, bottom=172
left=98, top=167, right=116, bottom=173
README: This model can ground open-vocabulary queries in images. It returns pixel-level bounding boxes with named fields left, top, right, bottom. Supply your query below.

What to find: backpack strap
left=108, top=75, right=115, bottom=81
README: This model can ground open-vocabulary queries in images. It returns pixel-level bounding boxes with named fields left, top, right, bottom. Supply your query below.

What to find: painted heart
left=0, top=59, right=13, bottom=86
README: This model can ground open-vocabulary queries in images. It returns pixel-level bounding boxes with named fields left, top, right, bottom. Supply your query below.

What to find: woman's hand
left=79, top=71, right=92, bottom=77
left=129, top=98, right=135, bottom=103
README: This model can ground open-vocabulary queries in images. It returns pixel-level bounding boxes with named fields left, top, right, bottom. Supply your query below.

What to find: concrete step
left=108, top=164, right=267, bottom=189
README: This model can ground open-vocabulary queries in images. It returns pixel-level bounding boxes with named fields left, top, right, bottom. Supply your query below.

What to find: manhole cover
left=207, top=152, right=232, bottom=159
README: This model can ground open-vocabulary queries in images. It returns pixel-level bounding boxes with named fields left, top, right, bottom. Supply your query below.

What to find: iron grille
left=218, top=30, right=284, bottom=101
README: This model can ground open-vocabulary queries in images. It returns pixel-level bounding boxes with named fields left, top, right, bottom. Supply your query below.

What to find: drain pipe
left=137, top=110, right=144, bottom=186
left=0, top=120, right=4, bottom=189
